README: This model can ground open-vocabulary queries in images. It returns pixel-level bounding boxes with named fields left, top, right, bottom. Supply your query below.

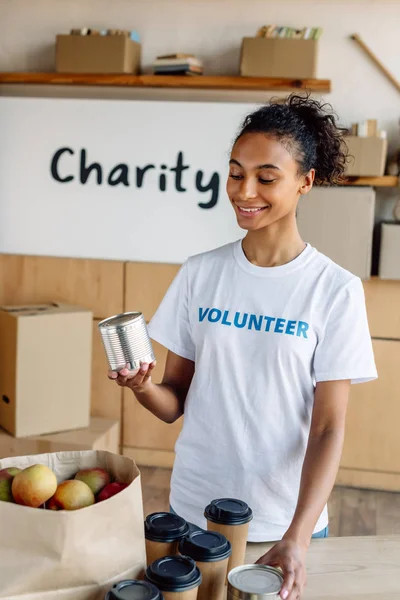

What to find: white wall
left=1, top=0, right=399, bottom=136
left=0, top=0, right=399, bottom=236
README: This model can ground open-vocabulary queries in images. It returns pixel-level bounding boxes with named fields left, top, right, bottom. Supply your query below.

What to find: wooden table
left=245, top=535, right=400, bottom=599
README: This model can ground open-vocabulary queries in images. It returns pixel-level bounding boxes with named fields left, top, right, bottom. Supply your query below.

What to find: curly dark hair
left=235, top=93, right=348, bottom=185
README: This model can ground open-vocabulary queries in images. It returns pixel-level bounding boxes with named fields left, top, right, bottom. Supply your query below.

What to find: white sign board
left=0, top=97, right=258, bottom=264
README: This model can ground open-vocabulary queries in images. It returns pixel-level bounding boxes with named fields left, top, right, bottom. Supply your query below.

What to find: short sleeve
left=313, top=277, right=377, bottom=385
left=147, top=261, right=195, bottom=362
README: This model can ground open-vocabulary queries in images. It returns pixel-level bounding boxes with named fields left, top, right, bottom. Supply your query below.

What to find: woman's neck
left=242, top=223, right=306, bottom=268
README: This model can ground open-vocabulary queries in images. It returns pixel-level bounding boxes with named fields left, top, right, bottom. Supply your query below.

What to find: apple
left=74, top=467, right=111, bottom=495
left=48, top=480, right=95, bottom=510
left=12, top=465, right=57, bottom=508
left=0, top=467, right=21, bottom=503
left=96, top=482, right=129, bottom=502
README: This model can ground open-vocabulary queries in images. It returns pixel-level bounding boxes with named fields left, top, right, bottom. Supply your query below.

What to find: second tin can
left=98, top=311, right=155, bottom=372
left=227, top=564, right=283, bottom=600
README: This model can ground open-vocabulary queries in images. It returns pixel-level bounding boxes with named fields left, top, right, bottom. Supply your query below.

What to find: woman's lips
left=235, top=204, right=269, bottom=217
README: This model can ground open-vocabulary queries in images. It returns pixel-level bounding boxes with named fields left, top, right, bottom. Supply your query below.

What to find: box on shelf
left=345, top=136, right=388, bottom=177
left=0, top=417, right=120, bottom=458
left=240, top=38, right=318, bottom=78
left=297, top=187, right=375, bottom=279
left=379, top=223, right=400, bottom=280
left=56, top=34, right=141, bottom=74
left=0, top=303, right=92, bottom=437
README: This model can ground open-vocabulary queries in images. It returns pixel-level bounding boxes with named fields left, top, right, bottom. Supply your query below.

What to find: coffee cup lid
left=145, top=556, right=202, bottom=592
left=106, top=580, right=163, bottom=600
left=204, top=498, right=253, bottom=525
left=145, top=512, right=189, bottom=543
left=179, top=530, right=232, bottom=562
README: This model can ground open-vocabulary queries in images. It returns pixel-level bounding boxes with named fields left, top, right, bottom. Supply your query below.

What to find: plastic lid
left=106, top=580, right=163, bottom=600
left=178, top=530, right=232, bottom=562
left=145, top=512, right=189, bottom=543
left=228, top=565, right=283, bottom=596
left=145, top=556, right=202, bottom=592
left=204, top=498, right=253, bottom=525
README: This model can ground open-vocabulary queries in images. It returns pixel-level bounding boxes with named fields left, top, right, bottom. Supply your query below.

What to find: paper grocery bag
left=0, top=450, right=146, bottom=600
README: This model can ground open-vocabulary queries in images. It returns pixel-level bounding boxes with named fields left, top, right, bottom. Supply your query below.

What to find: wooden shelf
left=342, top=176, right=399, bottom=188
left=0, top=72, right=332, bottom=92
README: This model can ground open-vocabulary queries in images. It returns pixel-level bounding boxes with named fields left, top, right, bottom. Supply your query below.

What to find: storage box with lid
left=345, top=136, right=388, bottom=177
left=240, top=38, right=318, bottom=78
left=379, top=222, right=400, bottom=280
left=56, top=34, right=141, bottom=74
left=0, top=417, right=119, bottom=458
left=0, top=303, right=92, bottom=437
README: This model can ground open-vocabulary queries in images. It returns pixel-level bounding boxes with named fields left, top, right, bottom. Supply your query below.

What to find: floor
left=141, top=467, right=400, bottom=537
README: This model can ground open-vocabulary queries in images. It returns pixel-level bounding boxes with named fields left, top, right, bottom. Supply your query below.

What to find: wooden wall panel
left=341, top=339, right=400, bottom=474
left=123, top=339, right=183, bottom=452
left=91, top=320, right=123, bottom=422
left=125, top=262, right=180, bottom=321
left=0, top=254, right=124, bottom=319
left=363, top=278, right=400, bottom=339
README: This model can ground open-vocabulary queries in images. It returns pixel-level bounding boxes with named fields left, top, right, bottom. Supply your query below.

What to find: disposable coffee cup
left=105, top=579, right=164, bottom=600
left=204, top=498, right=253, bottom=574
left=227, top=564, right=283, bottom=600
left=178, top=530, right=231, bottom=600
left=145, top=555, right=202, bottom=600
left=145, top=512, right=189, bottom=567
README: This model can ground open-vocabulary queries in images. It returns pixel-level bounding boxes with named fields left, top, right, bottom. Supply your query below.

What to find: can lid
left=204, top=498, right=253, bottom=525
left=98, top=312, right=142, bottom=329
left=228, top=565, right=283, bottom=597
left=145, top=556, right=202, bottom=592
left=178, top=530, right=232, bottom=562
left=145, top=512, right=189, bottom=543
left=106, top=580, right=163, bottom=600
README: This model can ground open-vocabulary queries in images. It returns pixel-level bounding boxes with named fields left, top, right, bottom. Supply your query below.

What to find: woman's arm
left=257, top=379, right=351, bottom=599
left=109, top=350, right=195, bottom=424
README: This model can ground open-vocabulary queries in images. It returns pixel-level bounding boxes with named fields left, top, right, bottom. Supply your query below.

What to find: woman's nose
left=238, top=177, right=258, bottom=201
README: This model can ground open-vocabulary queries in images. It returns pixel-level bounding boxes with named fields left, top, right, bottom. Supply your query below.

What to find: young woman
left=109, top=94, right=377, bottom=600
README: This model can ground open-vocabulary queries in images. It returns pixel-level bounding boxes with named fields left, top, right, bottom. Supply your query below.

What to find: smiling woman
left=110, top=93, right=377, bottom=600
left=226, top=94, right=348, bottom=238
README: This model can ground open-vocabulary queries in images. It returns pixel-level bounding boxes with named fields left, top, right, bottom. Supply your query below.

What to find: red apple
left=96, top=482, right=129, bottom=502
left=74, top=467, right=111, bottom=495
left=48, top=480, right=95, bottom=511
left=0, top=467, right=21, bottom=503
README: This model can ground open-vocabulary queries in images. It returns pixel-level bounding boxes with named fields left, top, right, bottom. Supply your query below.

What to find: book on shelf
left=256, top=25, right=323, bottom=40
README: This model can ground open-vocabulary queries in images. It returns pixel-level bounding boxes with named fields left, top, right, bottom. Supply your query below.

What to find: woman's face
left=226, top=132, right=314, bottom=232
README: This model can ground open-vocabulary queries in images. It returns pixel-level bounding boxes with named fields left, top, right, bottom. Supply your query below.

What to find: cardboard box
left=0, top=417, right=120, bottom=458
left=345, top=136, right=388, bottom=177
left=379, top=223, right=400, bottom=280
left=0, top=303, right=92, bottom=437
left=56, top=34, right=141, bottom=74
left=240, top=38, right=318, bottom=78
left=297, top=187, right=375, bottom=279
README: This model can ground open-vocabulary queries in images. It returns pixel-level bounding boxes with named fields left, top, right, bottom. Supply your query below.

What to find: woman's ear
left=299, top=169, right=315, bottom=195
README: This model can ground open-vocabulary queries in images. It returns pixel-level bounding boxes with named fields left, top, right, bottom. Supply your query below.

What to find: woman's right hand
left=108, top=361, right=157, bottom=392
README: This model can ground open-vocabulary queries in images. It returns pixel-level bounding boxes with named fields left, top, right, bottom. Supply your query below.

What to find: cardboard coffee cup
left=145, top=512, right=189, bottom=567
left=145, top=555, right=202, bottom=600
left=179, top=530, right=232, bottom=600
left=106, top=579, right=164, bottom=599
left=204, top=498, right=253, bottom=574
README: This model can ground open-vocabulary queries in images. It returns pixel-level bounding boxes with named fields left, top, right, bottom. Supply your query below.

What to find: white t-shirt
left=148, top=241, right=377, bottom=542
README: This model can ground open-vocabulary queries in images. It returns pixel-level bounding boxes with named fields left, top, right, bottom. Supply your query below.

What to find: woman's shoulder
left=185, top=240, right=238, bottom=270
left=309, top=245, right=363, bottom=294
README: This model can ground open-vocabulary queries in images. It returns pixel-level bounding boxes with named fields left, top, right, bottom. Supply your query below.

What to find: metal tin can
left=98, top=311, right=155, bottom=372
left=227, top=564, right=283, bottom=600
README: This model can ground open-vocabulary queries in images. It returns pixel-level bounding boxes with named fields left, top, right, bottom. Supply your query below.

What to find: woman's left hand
left=256, top=538, right=308, bottom=600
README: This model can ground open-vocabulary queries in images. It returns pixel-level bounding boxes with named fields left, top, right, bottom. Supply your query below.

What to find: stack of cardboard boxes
left=0, top=303, right=119, bottom=458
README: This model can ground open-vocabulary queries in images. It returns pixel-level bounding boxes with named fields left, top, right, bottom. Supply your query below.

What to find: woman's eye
left=229, top=173, right=243, bottom=180
left=259, top=178, right=275, bottom=184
